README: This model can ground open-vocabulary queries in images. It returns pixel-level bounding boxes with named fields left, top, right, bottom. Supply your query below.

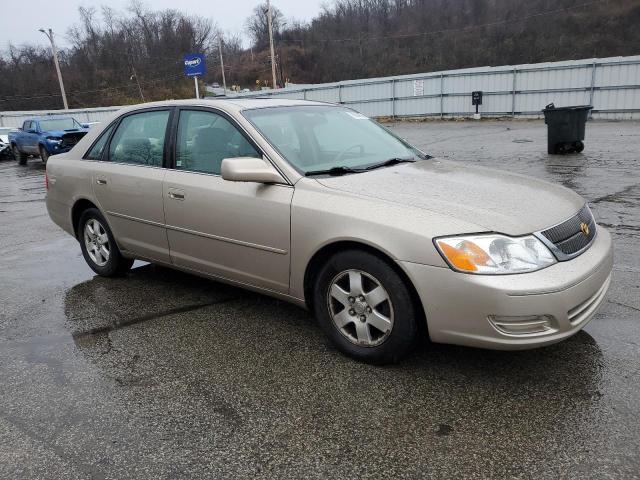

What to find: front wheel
left=78, top=208, right=134, bottom=277
left=39, top=145, right=49, bottom=163
left=313, top=250, right=420, bottom=364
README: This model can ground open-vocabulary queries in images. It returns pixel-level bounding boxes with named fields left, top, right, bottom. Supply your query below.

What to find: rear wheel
left=78, top=208, right=133, bottom=277
left=13, top=145, right=27, bottom=165
left=312, top=249, right=419, bottom=364
left=39, top=145, right=49, bottom=163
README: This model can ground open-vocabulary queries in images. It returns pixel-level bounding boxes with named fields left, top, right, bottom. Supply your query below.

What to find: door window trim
left=83, top=106, right=176, bottom=168
left=169, top=106, right=292, bottom=185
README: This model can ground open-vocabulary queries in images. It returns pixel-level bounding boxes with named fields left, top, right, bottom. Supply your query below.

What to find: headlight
left=46, top=136, right=62, bottom=143
left=435, top=233, right=556, bottom=274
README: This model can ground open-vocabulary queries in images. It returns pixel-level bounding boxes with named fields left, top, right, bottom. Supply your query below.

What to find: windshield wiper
left=363, top=157, right=416, bottom=171
left=305, top=166, right=361, bottom=176
left=304, top=158, right=416, bottom=177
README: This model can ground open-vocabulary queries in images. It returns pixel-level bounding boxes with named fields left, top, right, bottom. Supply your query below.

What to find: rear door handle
left=96, top=178, right=107, bottom=185
left=168, top=190, right=185, bottom=200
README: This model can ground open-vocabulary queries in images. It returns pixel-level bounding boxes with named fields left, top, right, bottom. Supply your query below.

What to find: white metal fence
left=2, top=55, right=639, bottom=126
left=238, top=55, right=640, bottom=120
left=0, top=106, right=121, bottom=128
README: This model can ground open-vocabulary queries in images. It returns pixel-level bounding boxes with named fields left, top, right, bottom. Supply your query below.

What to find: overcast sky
left=1, top=0, right=326, bottom=50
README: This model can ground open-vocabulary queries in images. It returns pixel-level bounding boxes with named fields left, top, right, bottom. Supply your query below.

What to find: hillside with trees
left=1, top=0, right=639, bottom=111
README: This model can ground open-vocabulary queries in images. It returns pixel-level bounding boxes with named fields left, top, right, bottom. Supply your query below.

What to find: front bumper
left=402, top=226, right=613, bottom=350
left=44, top=142, right=73, bottom=155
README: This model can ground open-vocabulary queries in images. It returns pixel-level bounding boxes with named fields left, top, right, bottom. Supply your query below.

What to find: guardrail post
left=589, top=61, right=597, bottom=119
left=511, top=69, right=517, bottom=117
left=391, top=78, right=396, bottom=119
left=440, top=74, right=444, bottom=118
left=0, top=114, right=4, bottom=127
left=338, top=84, right=342, bottom=104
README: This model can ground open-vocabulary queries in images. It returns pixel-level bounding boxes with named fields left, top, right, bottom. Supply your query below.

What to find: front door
left=92, top=108, right=172, bottom=263
left=23, top=121, right=39, bottom=154
left=163, top=108, right=293, bottom=293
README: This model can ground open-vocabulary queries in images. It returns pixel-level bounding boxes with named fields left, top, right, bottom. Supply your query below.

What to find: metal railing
left=2, top=55, right=639, bottom=125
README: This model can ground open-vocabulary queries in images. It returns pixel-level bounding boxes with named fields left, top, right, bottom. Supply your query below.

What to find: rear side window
left=108, top=110, right=170, bottom=166
left=175, top=110, right=260, bottom=175
left=85, top=124, right=115, bottom=160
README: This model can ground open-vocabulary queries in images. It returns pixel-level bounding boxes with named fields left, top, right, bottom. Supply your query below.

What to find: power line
left=0, top=71, right=186, bottom=102
left=276, top=0, right=607, bottom=45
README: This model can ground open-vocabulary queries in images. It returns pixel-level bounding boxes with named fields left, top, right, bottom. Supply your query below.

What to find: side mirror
left=221, top=157, right=285, bottom=184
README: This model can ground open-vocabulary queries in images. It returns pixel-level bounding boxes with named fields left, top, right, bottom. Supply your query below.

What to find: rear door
left=162, top=107, right=293, bottom=293
left=91, top=108, right=172, bottom=263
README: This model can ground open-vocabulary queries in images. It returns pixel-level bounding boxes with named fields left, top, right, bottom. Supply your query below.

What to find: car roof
left=115, top=98, right=334, bottom=116
left=30, top=116, right=77, bottom=122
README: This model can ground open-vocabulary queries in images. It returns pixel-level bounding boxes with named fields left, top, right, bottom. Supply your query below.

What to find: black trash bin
left=542, top=103, right=592, bottom=154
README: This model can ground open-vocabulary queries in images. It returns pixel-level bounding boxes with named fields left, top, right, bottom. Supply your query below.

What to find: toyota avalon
left=45, top=99, right=613, bottom=363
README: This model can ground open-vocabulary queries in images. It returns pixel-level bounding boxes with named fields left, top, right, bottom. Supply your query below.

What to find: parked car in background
left=9, top=117, right=89, bottom=164
left=45, top=99, right=612, bottom=364
left=0, top=127, right=13, bottom=159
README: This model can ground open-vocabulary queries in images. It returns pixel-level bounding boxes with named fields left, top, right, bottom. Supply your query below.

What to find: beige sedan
left=45, top=99, right=613, bottom=363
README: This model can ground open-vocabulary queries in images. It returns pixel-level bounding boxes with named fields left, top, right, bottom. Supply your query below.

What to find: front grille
left=61, top=132, right=87, bottom=149
left=540, top=204, right=596, bottom=258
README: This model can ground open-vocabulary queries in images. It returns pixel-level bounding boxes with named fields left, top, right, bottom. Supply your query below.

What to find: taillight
left=45, top=168, right=49, bottom=190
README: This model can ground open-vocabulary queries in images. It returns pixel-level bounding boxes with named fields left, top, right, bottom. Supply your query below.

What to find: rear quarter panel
left=46, top=155, right=99, bottom=237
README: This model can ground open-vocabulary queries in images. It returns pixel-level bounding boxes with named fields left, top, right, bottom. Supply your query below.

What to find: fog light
left=488, top=315, right=556, bottom=336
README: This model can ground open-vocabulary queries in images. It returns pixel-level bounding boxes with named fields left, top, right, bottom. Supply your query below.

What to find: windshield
left=242, top=105, right=423, bottom=174
left=39, top=118, right=82, bottom=131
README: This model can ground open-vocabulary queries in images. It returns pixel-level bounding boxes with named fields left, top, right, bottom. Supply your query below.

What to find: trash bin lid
left=542, top=103, right=593, bottom=112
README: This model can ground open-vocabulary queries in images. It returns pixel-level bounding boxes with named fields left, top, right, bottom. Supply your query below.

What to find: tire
left=312, top=249, right=419, bottom=364
left=574, top=141, right=585, bottom=153
left=13, top=145, right=27, bottom=165
left=78, top=208, right=134, bottom=277
left=39, top=145, right=49, bottom=163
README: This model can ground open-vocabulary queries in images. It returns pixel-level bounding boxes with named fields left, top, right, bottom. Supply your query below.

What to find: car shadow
left=64, top=263, right=603, bottom=398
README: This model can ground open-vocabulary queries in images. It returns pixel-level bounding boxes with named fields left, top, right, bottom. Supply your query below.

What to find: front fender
left=288, top=178, right=483, bottom=300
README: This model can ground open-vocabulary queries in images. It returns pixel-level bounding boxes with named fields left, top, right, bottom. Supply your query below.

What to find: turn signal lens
left=435, top=233, right=556, bottom=274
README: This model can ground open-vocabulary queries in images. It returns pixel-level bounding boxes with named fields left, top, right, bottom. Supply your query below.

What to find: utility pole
left=38, top=28, right=68, bottom=109
left=267, top=0, right=278, bottom=89
left=218, top=36, right=227, bottom=95
left=130, top=66, right=145, bottom=102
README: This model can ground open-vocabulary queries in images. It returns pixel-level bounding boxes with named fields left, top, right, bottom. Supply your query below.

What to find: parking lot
left=1, top=119, right=639, bottom=479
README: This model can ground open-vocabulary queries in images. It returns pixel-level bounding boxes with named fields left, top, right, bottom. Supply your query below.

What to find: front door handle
left=96, top=178, right=107, bottom=185
left=168, top=190, right=185, bottom=200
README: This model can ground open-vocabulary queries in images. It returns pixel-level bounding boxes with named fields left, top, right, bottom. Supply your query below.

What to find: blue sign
left=183, top=53, right=205, bottom=77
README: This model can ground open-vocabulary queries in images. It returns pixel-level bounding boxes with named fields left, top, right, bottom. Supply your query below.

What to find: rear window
left=85, top=124, right=115, bottom=161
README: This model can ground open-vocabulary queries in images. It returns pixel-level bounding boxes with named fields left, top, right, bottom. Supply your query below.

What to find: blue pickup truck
left=8, top=117, right=90, bottom=165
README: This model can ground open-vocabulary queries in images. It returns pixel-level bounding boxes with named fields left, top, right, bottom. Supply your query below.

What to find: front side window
left=243, top=105, right=423, bottom=174
left=85, top=124, right=115, bottom=160
left=175, top=110, right=260, bottom=175
left=39, top=118, right=82, bottom=131
left=108, top=110, right=170, bottom=166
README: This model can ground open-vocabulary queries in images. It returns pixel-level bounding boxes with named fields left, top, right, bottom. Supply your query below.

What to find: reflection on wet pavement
left=1, top=121, right=639, bottom=478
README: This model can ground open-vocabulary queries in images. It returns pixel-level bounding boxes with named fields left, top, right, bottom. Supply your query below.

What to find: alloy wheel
left=84, top=219, right=110, bottom=266
left=327, top=269, right=394, bottom=347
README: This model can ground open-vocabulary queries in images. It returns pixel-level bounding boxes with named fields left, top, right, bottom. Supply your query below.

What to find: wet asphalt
left=0, top=120, right=639, bottom=479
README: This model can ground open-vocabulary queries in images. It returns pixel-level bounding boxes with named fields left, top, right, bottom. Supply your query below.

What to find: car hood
left=315, top=159, right=585, bottom=236
left=44, top=128, right=89, bottom=137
